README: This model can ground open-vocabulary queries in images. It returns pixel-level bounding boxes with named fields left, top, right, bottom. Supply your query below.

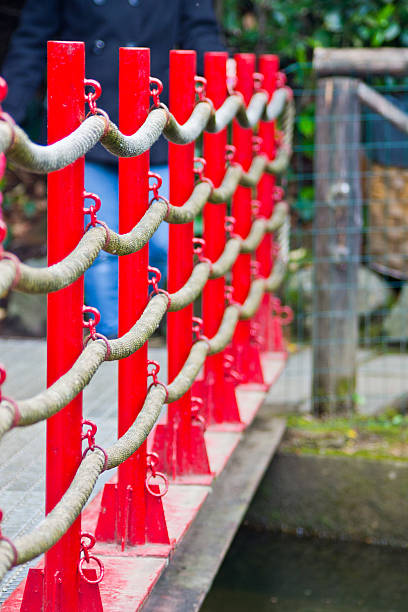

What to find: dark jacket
left=1, top=0, right=225, bottom=165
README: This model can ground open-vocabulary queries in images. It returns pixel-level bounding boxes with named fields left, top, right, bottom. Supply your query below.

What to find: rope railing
left=0, top=44, right=294, bottom=606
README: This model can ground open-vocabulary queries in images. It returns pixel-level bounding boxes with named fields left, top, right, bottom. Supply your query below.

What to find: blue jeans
left=84, top=161, right=169, bottom=337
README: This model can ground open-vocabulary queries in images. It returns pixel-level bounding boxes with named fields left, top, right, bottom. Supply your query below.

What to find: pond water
left=201, top=527, right=408, bottom=611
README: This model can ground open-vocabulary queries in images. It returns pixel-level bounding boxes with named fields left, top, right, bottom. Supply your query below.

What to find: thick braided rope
left=0, top=202, right=289, bottom=435
left=0, top=140, right=292, bottom=298
left=0, top=89, right=290, bottom=172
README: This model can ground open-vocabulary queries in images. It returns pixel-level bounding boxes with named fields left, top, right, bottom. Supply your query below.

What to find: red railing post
left=153, top=50, right=210, bottom=479
left=231, top=53, right=265, bottom=386
left=193, top=51, right=241, bottom=425
left=21, top=41, right=87, bottom=612
left=256, top=54, right=279, bottom=353
left=95, top=47, right=169, bottom=548
left=45, top=40, right=85, bottom=612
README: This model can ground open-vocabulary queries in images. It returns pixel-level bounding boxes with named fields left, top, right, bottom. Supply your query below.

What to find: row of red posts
left=11, top=43, right=288, bottom=610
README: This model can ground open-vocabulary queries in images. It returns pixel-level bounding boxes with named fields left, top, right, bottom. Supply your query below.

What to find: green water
left=201, top=528, right=408, bottom=611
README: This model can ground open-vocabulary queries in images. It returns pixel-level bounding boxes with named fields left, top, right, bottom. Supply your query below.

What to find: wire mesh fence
left=270, top=64, right=408, bottom=416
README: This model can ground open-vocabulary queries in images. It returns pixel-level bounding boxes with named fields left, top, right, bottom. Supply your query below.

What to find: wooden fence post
left=312, top=77, right=363, bottom=416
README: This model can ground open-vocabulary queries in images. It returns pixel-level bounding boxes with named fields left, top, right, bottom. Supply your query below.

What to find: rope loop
left=79, top=531, right=104, bottom=584
left=225, top=144, right=237, bottom=166
left=149, top=77, right=163, bottom=108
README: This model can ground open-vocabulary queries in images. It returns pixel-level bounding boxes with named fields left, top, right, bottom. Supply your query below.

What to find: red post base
left=192, top=370, right=241, bottom=425
left=152, top=421, right=211, bottom=481
left=20, top=568, right=103, bottom=612
left=95, top=482, right=170, bottom=547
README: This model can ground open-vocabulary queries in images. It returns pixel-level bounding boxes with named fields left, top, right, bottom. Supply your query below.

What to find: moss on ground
left=283, top=412, right=408, bottom=462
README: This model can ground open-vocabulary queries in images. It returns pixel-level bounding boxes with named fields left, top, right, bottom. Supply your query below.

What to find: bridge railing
left=0, top=43, right=293, bottom=609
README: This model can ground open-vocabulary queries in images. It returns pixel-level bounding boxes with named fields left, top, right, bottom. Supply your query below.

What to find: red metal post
left=153, top=50, right=210, bottom=479
left=256, top=55, right=279, bottom=353
left=231, top=53, right=265, bottom=386
left=96, top=48, right=169, bottom=547
left=44, top=41, right=85, bottom=611
left=16, top=41, right=86, bottom=612
left=193, top=52, right=241, bottom=425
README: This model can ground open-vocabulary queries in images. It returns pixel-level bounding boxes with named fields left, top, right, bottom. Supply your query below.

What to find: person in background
left=1, top=0, right=226, bottom=336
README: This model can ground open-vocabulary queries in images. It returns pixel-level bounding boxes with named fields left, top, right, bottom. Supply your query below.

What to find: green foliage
left=220, top=1, right=408, bottom=76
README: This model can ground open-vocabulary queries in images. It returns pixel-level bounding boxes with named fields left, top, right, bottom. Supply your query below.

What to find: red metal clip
left=192, top=317, right=210, bottom=348
left=0, top=365, right=20, bottom=426
left=83, top=78, right=106, bottom=119
left=271, top=297, right=294, bottom=325
left=193, top=157, right=214, bottom=193
left=146, top=452, right=169, bottom=498
left=224, top=353, right=243, bottom=384
left=191, top=396, right=206, bottom=429
left=147, top=266, right=171, bottom=308
left=251, top=260, right=262, bottom=279
left=273, top=186, right=285, bottom=202
left=81, top=419, right=97, bottom=451
left=193, top=237, right=212, bottom=270
left=82, top=306, right=100, bottom=340
left=225, top=216, right=239, bottom=240
left=0, top=77, right=8, bottom=106
left=0, top=220, right=7, bottom=245
left=194, top=76, right=207, bottom=101
left=250, top=321, right=264, bottom=347
left=251, top=200, right=261, bottom=220
left=193, top=157, right=206, bottom=181
left=148, top=172, right=170, bottom=216
left=149, top=77, right=163, bottom=108
left=225, top=144, right=237, bottom=166
left=79, top=532, right=104, bottom=585
left=253, top=72, right=264, bottom=91
left=148, top=172, right=162, bottom=200
left=81, top=419, right=108, bottom=470
left=147, top=360, right=169, bottom=401
left=0, top=509, right=18, bottom=566
left=82, top=306, right=111, bottom=358
left=225, top=285, right=241, bottom=310
left=252, top=135, right=263, bottom=155
left=276, top=71, right=287, bottom=88
left=83, top=191, right=101, bottom=227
